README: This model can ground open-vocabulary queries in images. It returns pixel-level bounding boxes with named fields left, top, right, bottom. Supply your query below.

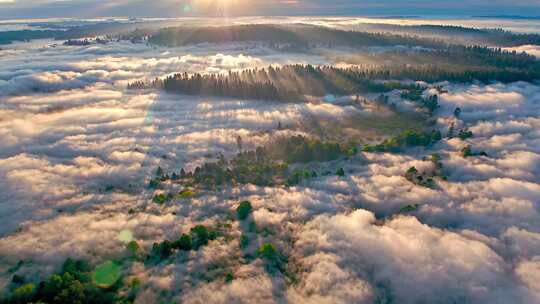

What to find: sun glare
left=189, top=0, right=249, bottom=16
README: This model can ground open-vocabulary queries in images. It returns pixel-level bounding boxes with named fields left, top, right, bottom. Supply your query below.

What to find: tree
left=454, top=107, right=462, bottom=118
left=458, top=129, right=473, bottom=140
left=236, top=135, right=243, bottom=151
left=149, top=240, right=173, bottom=261
left=54, top=279, right=85, bottom=304
left=258, top=243, right=279, bottom=261
left=152, top=194, right=168, bottom=205
left=148, top=179, right=160, bottom=189
left=406, top=166, right=418, bottom=175
left=236, top=201, right=253, bottom=220
left=399, top=204, right=419, bottom=213
left=422, top=95, right=439, bottom=113
left=127, top=241, right=140, bottom=256
left=462, top=145, right=473, bottom=158
left=336, top=168, right=345, bottom=177
left=447, top=122, right=455, bottom=138
left=190, top=225, right=210, bottom=249
left=240, top=234, right=249, bottom=249
left=10, top=283, right=36, bottom=304
left=11, top=274, right=25, bottom=285
left=42, top=274, right=64, bottom=300
left=7, top=258, right=118, bottom=304
left=174, top=234, right=192, bottom=251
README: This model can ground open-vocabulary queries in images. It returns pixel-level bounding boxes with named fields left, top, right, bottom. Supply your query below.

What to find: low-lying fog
left=1, top=23, right=540, bottom=303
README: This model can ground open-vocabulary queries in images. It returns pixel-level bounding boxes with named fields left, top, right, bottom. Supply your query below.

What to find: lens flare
left=92, top=261, right=122, bottom=288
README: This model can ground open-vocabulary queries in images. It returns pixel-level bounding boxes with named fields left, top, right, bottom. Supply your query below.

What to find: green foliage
left=236, top=201, right=253, bottom=220
left=127, top=241, right=140, bottom=255
left=248, top=222, right=258, bottom=233
left=430, top=153, right=442, bottom=164
left=400, top=86, right=424, bottom=101
left=257, top=243, right=279, bottom=262
left=148, top=240, right=173, bottom=262
left=145, top=225, right=220, bottom=265
left=10, top=283, right=36, bottom=303
left=454, top=107, right=462, bottom=118
left=286, top=170, right=303, bottom=187
left=406, top=166, right=436, bottom=188
left=399, top=204, right=419, bottom=214
left=136, top=64, right=399, bottom=102
left=447, top=122, right=456, bottom=139
left=461, top=145, right=488, bottom=158
left=405, top=154, right=446, bottom=188
left=224, top=272, right=234, bottom=283
left=363, top=130, right=442, bottom=153
left=431, top=153, right=444, bottom=170
left=240, top=234, right=249, bottom=249
left=7, top=261, right=25, bottom=275
left=11, top=275, right=25, bottom=285
left=152, top=193, right=173, bottom=205
left=190, top=225, right=214, bottom=249
left=129, top=278, right=141, bottom=289
left=458, top=129, right=473, bottom=140
left=168, top=135, right=353, bottom=189
left=257, top=243, right=286, bottom=272
left=400, top=87, right=439, bottom=113
left=336, top=168, right=345, bottom=177
left=6, top=258, right=121, bottom=304
left=267, top=136, right=346, bottom=163
left=422, top=95, right=439, bottom=113
left=405, top=170, right=436, bottom=188
left=151, top=189, right=196, bottom=205
left=148, top=178, right=161, bottom=189
left=146, top=24, right=446, bottom=49
left=131, top=49, right=540, bottom=103
left=177, top=189, right=195, bottom=198
left=406, top=166, right=418, bottom=175
left=173, top=234, right=193, bottom=251
left=462, top=145, right=473, bottom=158
left=346, top=146, right=359, bottom=156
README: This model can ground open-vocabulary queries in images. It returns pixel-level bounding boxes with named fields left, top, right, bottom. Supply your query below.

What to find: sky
left=0, top=0, right=539, bottom=19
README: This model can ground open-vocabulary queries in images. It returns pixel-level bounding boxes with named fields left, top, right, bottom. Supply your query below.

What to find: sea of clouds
left=0, top=34, right=539, bottom=303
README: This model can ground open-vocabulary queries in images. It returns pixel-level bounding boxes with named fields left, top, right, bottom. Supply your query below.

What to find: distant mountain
left=353, top=24, right=540, bottom=46
left=473, top=15, right=540, bottom=20
left=0, top=21, right=139, bottom=45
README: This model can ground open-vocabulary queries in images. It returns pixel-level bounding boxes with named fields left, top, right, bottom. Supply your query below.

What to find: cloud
left=292, top=210, right=538, bottom=303
left=503, top=45, right=540, bottom=58
left=1, top=27, right=540, bottom=304
left=286, top=252, right=374, bottom=303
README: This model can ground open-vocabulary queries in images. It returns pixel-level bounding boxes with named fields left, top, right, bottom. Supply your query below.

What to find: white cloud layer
left=0, top=33, right=540, bottom=303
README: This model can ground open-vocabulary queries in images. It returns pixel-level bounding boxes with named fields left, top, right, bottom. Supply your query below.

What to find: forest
left=354, top=23, right=540, bottom=46
left=145, top=24, right=446, bottom=49
left=148, top=135, right=357, bottom=190
left=147, top=131, right=441, bottom=191
left=142, top=23, right=540, bottom=50
left=128, top=50, right=540, bottom=103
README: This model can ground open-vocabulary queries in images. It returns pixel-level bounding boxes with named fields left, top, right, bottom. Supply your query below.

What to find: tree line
left=145, top=24, right=447, bottom=49
left=129, top=59, right=539, bottom=103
